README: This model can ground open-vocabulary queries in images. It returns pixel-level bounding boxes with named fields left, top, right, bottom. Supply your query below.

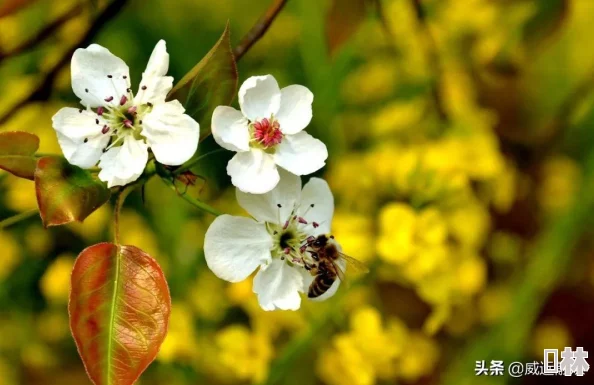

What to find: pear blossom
left=212, top=75, right=328, bottom=194
left=52, top=40, right=199, bottom=187
left=204, top=170, right=341, bottom=311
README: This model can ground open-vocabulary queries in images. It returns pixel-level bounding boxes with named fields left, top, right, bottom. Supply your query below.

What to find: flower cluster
left=50, top=40, right=337, bottom=311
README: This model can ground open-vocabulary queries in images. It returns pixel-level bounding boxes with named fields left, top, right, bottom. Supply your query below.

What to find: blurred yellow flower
left=532, top=319, right=573, bottom=359
left=0, top=231, right=20, bottom=281
left=398, top=332, right=439, bottom=382
left=371, top=99, right=426, bottom=137
left=36, top=311, right=69, bottom=343
left=478, top=285, right=512, bottom=325
left=3, top=178, right=37, bottom=212
left=24, top=225, right=53, bottom=258
left=159, top=303, right=198, bottom=363
left=342, top=60, right=398, bottom=105
left=319, top=306, right=409, bottom=385
left=215, top=325, right=273, bottom=384
left=68, top=204, right=111, bottom=242
left=189, top=271, right=228, bottom=322
left=332, top=211, right=375, bottom=263
left=538, top=156, right=581, bottom=214
left=40, top=254, right=74, bottom=304
left=377, top=203, right=416, bottom=264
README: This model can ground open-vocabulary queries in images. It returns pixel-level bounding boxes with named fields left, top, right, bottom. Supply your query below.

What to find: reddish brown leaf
left=0, top=0, right=40, bottom=18
left=326, top=0, right=367, bottom=56
left=69, top=243, right=171, bottom=385
left=0, top=131, right=39, bottom=180
left=35, top=156, right=110, bottom=227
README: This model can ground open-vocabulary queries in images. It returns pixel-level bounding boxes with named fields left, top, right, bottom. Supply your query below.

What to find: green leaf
left=167, top=22, right=238, bottom=140
left=70, top=243, right=171, bottom=385
left=326, top=0, right=367, bottom=56
left=0, top=131, right=39, bottom=180
left=34, top=156, right=110, bottom=227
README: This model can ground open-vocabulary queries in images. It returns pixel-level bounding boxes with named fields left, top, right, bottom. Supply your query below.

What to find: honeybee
left=303, top=234, right=369, bottom=298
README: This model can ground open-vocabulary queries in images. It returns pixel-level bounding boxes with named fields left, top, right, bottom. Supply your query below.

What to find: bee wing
left=338, top=252, right=370, bottom=274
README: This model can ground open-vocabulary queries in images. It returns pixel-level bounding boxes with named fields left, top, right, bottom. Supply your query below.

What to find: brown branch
left=410, top=0, right=449, bottom=123
left=233, top=0, right=288, bottom=61
left=0, top=3, right=84, bottom=61
left=0, top=0, right=129, bottom=126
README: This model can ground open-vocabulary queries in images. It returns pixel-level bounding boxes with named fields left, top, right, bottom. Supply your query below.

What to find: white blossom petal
left=253, top=258, right=303, bottom=311
left=97, top=137, right=148, bottom=188
left=238, top=75, right=281, bottom=121
left=134, top=76, right=173, bottom=106
left=133, top=40, right=173, bottom=105
left=274, top=131, right=328, bottom=175
left=142, top=100, right=199, bottom=165
left=276, top=85, right=314, bottom=135
left=52, top=107, right=109, bottom=168
left=236, top=168, right=302, bottom=224
left=227, top=149, right=280, bottom=194
left=297, top=177, right=334, bottom=235
left=212, top=106, right=250, bottom=152
left=204, top=215, right=272, bottom=282
left=56, top=132, right=108, bottom=169
left=71, top=44, right=130, bottom=108
left=144, top=40, right=169, bottom=78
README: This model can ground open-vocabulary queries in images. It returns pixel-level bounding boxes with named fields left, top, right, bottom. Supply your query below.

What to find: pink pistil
left=123, top=119, right=134, bottom=128
left=253, top=118, right=283, bottom=147
left=127, top=105, right=137, bottom=115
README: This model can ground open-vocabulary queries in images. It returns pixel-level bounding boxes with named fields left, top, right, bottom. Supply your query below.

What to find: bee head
left=312, top=234, right=331, bottom=248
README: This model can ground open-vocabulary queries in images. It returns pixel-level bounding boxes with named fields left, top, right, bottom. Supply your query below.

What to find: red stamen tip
left=104, top=96, right=114, bottom=102
left=283, top=220, right=289, bottom=230
left=101, top=125, right=109, bottom=134
left=312, top=222, right=319, bottom=228
left=253, top=118, right=283, bottom=148
left=284, top=247, right=291, bottom=255
left=97, top=106, right=104, bottom=116
left=298, top=217, right=308, bottom=224
left=119, top=95, right=128, bottom=106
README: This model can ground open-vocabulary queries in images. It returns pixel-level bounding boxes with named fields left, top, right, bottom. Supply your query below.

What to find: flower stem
left=161, top=177, right=222, bottom=217
left=113, top=185, right=135, bottom=245
left=0, top=209, right=39, bottom=229
left=173, top=148, right=226, bottom=176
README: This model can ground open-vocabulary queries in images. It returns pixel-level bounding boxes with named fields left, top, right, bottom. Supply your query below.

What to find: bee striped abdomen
left=308, top=273, right=336, bottom=298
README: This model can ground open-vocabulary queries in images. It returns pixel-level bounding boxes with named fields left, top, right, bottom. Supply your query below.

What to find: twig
left=0, top=0, right=129, bottom=125
left=0, top=209, right=39, bottom=229
left=172, top=148, right=226, bottom=176
left=233, top=0, right=289, bottom=61
left=410, top=0, right=449, bottom=123
left=0, top=3, right=84, bottom=61
left=162, top=177, right=222, bottom=217
left=113, top=185, right=134, bottom=245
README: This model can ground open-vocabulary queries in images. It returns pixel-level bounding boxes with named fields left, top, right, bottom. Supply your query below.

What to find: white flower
left=204, top=170, right=340, bottom=311
left=52, top=40, right=199, bottom=188
left=211, top=74, right=328, bottom=194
